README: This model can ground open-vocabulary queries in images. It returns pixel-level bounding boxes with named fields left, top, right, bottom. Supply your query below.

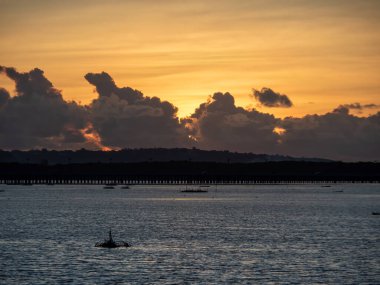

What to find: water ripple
left=0, top=184, right=379, bottom=284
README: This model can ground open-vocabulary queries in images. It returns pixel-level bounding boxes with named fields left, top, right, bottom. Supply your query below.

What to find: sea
left=0, top=184, right=379, bottom=284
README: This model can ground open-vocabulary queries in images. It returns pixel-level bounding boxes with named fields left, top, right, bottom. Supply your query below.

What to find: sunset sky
left=1, top=0, right=379, bottom=117
left=0, top=0, right=380, bottom=160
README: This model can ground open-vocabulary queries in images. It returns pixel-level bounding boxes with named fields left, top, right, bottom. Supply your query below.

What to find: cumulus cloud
left=0, top=66, right=90, bottom=150
left=334, top=102, right=380, bottom=114
left=1, top=66, right=379, bottom=161
left=344, top=103, right=379, bottom=109
left=85, top=72, right=191, bottom=148
left=0, top=87, right=10, bottom=106
left=184, top=93, right=380, bottom=161
left=185, top=92, right=280, bottom=153
left=279, top=109, right=380, bottom=161
left=253, top=87, right=293, bottom=108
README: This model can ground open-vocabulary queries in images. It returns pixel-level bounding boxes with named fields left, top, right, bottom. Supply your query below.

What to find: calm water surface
left=0, top=184, right=379, bottom=284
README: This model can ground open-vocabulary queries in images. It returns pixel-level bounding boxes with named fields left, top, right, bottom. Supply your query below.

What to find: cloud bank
left=1, top=66, right=379, bottom=161
left=0, top=88, right=10, bottom=106
left=279, top=108, right=380, bottom=161
left=335, top=103, right=380, bottom=114
left=185, top=92, right=279, bottom=153
left=85, top=71, right=190, bottom=148
left=0, top=66, right=90, bottom=150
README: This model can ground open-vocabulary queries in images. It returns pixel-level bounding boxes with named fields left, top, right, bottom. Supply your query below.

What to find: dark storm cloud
left=0, top=87, right=10, bottom=106
left=279, top=109, right=380, bottom=161
left=334, top=103, right=380, bottom=113
left=0, top=66, right=90, bottom=150
left=1, top=66, right=379, bottom=161
left=85, top=72, right=144, bottom=103
left=347, top=103, right=379, bottom=109
left=85, top=72, right=190, bottom=148
left=185, top=93, right=380, bottom=161
left=253, top=87, right=293, bottom=108
left=186, top=92, right=280, bottom=153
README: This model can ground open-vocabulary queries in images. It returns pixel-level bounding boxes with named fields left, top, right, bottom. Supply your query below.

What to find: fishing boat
left=103, top=186, right=115, bottom=189
left=95, top=230, right=130, bottom=248
left=181, top=185, right=208, bottom=193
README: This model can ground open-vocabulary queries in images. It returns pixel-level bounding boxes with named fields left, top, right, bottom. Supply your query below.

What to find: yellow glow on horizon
left=80, top=124, right=113, bottom=151
left=273, top=127, right=286, bottom=136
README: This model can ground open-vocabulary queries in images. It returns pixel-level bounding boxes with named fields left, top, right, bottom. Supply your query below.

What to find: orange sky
left=1, top=0, right=379, bottom=118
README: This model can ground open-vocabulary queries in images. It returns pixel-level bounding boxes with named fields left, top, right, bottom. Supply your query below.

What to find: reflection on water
left=0, top=184, right=379, bottom=284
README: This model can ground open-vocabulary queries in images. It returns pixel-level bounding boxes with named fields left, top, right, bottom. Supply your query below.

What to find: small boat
left=121, top=185, right=130, bottom=189
left=95, top=230, right=130, bottom=248
left=103, top=186, right=115, bottom=189
left=181, top=185, right=208, bottom=193
left=321, top=185, right=331, bottom=188
left=372, top=212, right=380, bottom=216
left=181, top=189, right=208, bottom=193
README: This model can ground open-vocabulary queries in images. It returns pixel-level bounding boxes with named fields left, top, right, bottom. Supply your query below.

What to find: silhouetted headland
left=0, top=148, right=331, bottom=164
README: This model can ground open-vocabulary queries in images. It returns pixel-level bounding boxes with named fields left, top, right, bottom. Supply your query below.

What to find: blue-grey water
left=0, top=184, right=379, bottom=284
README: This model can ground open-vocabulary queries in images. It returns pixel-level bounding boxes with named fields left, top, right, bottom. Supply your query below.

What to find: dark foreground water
left=0, top=184, right=379, bottom=284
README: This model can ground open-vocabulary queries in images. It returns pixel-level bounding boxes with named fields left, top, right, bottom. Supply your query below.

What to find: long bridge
left=1, top=161, right=379, bottom=185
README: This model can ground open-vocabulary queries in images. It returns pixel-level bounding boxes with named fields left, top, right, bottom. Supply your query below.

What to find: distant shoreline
left=2, top=182, right=378, bottom=186
left=1, top=161, right=379, bottom=184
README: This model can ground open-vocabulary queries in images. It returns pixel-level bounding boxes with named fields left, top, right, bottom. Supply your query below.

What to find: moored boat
left=95, top=230, right=130, bottom=248
left=181, top=185, right=208, bottom=193
left=103, top=186, right=115, bottom=189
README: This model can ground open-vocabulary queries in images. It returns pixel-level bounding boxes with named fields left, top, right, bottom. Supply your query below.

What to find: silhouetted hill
left=0, top=148, right=331, bottom=164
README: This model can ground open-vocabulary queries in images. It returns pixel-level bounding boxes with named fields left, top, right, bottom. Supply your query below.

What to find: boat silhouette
left=181, top=185, right=208, bottom=193
left=95, top=230, right=130, bottom=248
left=181, top=189, right=208, bottom=193
left=103, top=186, right=115, bottom=189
